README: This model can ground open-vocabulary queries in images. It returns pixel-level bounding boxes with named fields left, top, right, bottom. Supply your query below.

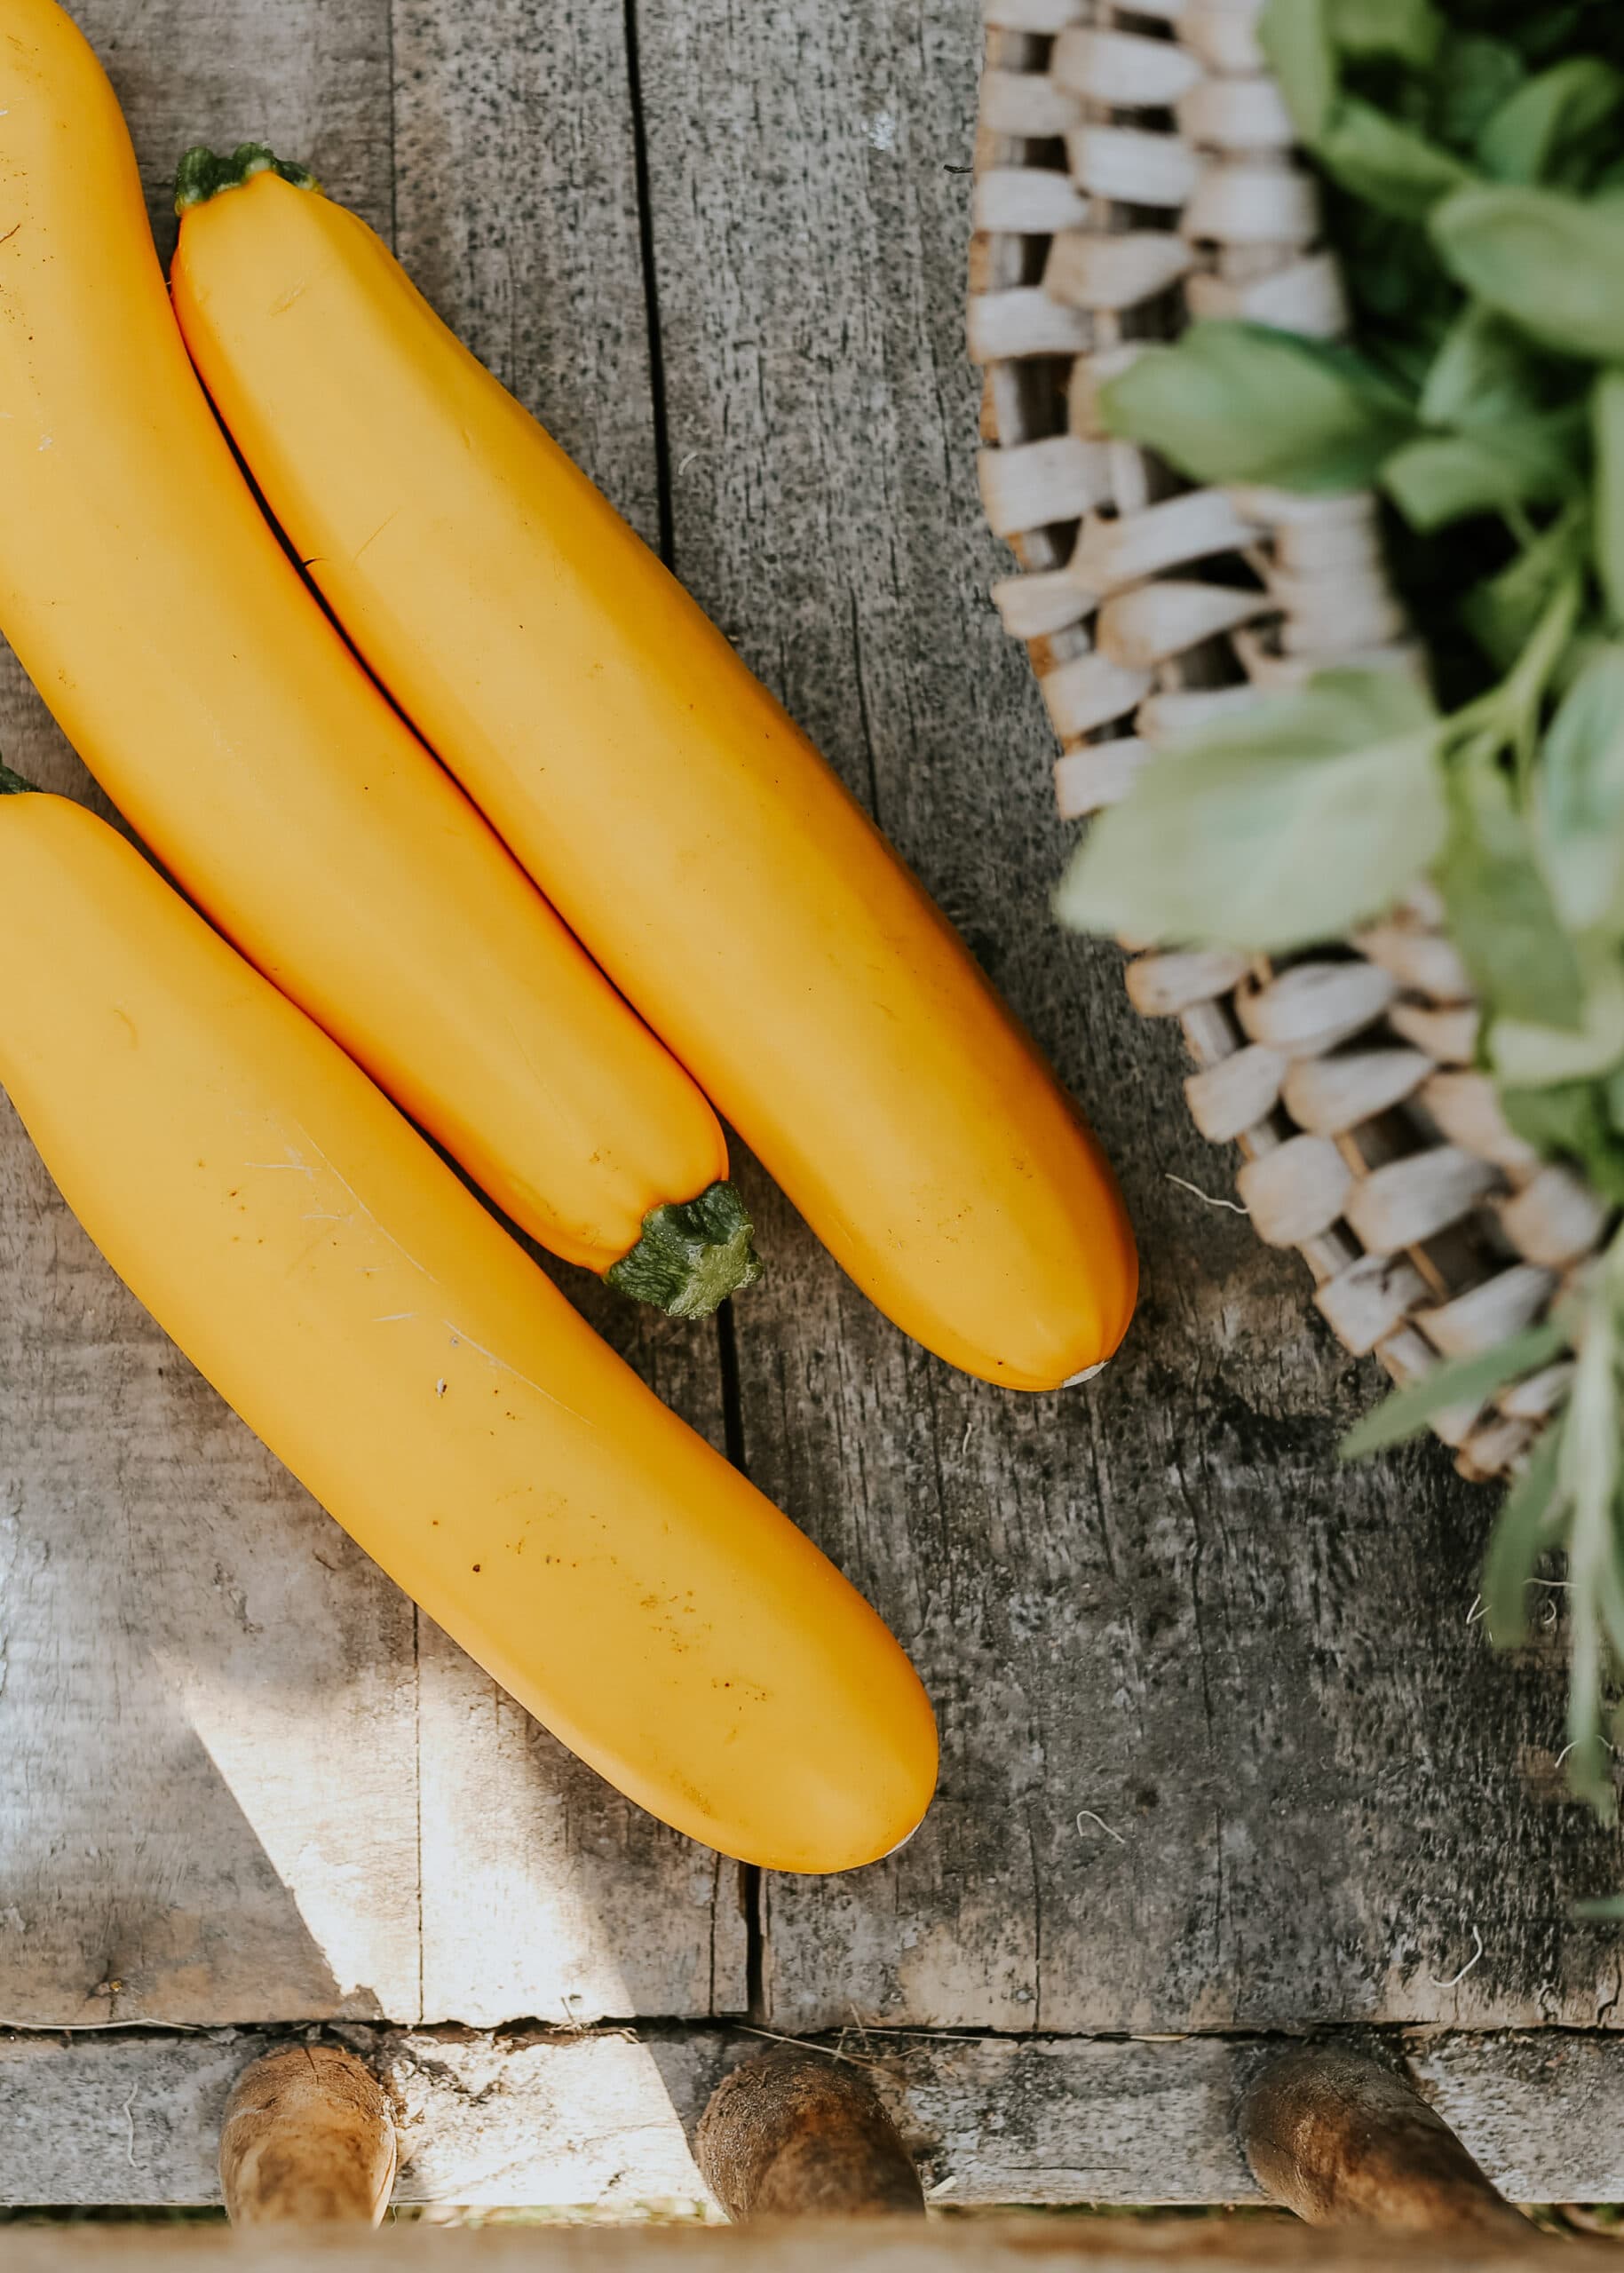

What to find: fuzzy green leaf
left=1319, top=99, right=1474, bottom=220
left=1098, top=323, right=1414, bottom=494
left=1260, top=0, right=1336, bottom=142
left=1432, top=184, right=1624, bottom=360
left=1329, top=0, right=1442, bottom=65
left=1541, top=645, right=1624, bottom=933
left=1383, top=413, right=1585, bottom=529
left=1340, top=1320, right=1570, bottom=1457
left=1418, top=307, right=1552, bottom=431
left=1477, top=58, right=1624, bottom=186
left=1460, top=504, right=1590, bottom=674
left=1435, top=36, right=1527, bottom=150
left=1501, top=1080, right=1624, bottom=1207
left=1593, top=371, right=1624, bottom=627
left=1483, top=1427, right=1566, bottom=1645
left=1438, top=747, right=1586, bottom=1028
left=1056, top=673, right=1443, bottom=954
left=1493, top=954, right=1624, bottom=1087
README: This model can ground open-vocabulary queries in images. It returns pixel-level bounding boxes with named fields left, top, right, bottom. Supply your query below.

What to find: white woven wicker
left=970, top=0, right=1604, bottom=1481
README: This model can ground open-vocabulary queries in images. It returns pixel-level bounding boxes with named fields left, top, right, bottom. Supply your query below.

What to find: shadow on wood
left=696, top=2051, right=924, bottom=2219
left=218, top=2043, right=398, bottom=2225
left=1239, top=2047, right=1527, bottom=2237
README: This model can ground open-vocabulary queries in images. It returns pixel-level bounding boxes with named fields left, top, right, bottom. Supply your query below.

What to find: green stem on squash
left=604, top=1180, right=763, bottom=1320
left=174, top=144, right=319, bottom=214
left=0, top=759, right=35, bottom=796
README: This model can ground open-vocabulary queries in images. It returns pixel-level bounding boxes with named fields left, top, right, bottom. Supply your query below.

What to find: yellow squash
left=0, top=0, right=755, bottom=1316
left=0, top=780, right=938, bottom=1870
left=173, top=162, right=1139, bottom=1392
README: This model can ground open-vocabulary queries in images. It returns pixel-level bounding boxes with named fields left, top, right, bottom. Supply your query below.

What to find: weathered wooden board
left=633, top=0, right=1624, bottom=2035
left=5, top=2025, right=1624, bottom=2209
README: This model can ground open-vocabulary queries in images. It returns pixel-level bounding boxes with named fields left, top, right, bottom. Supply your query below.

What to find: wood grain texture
left=0, top=2222, right=1584, bottom=2273
left=4, top=2025, right=1624, bottom=2210
left=631, top=0, right=1624, bottom=2036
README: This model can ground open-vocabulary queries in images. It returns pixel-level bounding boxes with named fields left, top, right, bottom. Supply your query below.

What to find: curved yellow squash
left=0, top=0, right=750, bottom=1310
left=173, top=166, right=1139, bottom=1392
left=0, top=786, right=938, bottom=1870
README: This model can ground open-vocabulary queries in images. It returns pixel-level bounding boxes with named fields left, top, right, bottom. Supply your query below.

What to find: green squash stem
left=174, top=144, right=319, bottom=214
left=605, top=1180, right=763, bottom=1320
left=0, top=760, right=36, bottom=796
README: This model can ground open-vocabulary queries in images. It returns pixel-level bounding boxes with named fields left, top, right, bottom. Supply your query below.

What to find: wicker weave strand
left=969, top=0, right=1605, bottom=1481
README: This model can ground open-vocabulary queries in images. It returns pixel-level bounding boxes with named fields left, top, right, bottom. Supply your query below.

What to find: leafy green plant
left=1063, top=0, right=1624, bottom=1808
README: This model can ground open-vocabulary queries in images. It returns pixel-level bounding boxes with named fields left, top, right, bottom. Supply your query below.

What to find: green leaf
left=1260, top=0, right=1335, bottom=143
left=1382, top=412, right=1585, bottom=530
left=1483, top=1427, right=1566, bottom=1645
left=1418, top=306, right=1551, bottom=431
left=1593, top=371, right=1624, bottom=628
left=1432, top=184, right=1624, bottom=360
left=1328, top=0, right=1442, bottom=65
left=1493, top=953, right=1624, bottom=1085
left=1056, top=673, right=1444, bottom=954
left=1097, top=324, right=1414, bottom=494
left=1438, top=745, right=1587, bottom=1028
left=1460, top=503, right=1590, bottom=674
left=1435, top=36, right=1527, bottom=151
left=1502, top=1078, right=1624, bottom=1206
left=1340, top=1319, right=1569, bottom=1457
left=1574, top=1892, right=1624, bottom=1920
left=1558, top=1300, right=1621, bottom=1817
left=1540, top=645, right=1624, bottom=933
left=1319, top=99, right=1474, bottom=221
left=1477, top=59, right=1624, bottom=186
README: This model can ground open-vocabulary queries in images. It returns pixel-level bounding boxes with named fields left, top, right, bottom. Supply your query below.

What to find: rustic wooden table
left=4, top=0, right=1624, bottom=2216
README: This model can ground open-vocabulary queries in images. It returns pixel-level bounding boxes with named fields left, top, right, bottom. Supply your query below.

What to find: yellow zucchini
left=172, top=158, right=1139, bottom=1392
left=0, top=776, right=937, bottom=1870
left=0, top=0, right=757, bottom=1316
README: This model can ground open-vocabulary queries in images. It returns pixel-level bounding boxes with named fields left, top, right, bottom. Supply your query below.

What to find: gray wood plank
left=6, top=2024, right=1624, bottom=2208
left=389, top=0, right=746, bottom=2026
left=631, top=0, right=1624, bottom=2035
